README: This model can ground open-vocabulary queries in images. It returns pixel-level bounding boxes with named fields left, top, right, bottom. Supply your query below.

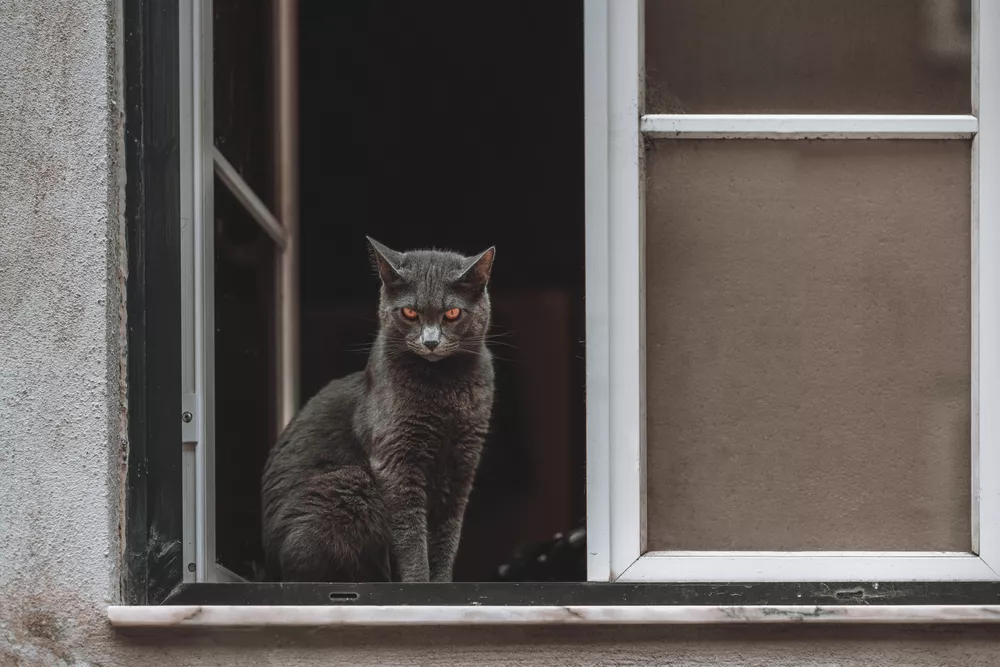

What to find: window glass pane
left=214, top=0, right=274, bottom=210
left=645, top=0, right=971, bottom=114
left=645, top=140, right=971, bottom=551
left=214, top=175, right=276, bottom=577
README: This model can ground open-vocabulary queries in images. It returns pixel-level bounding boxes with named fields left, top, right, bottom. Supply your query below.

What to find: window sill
left=108, top=604, right=1000, bottom=627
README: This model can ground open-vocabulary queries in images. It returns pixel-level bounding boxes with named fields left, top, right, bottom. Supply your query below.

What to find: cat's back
left=263, top=370, right=368, bottom=478
left=261, top=370, right=393, bottom=582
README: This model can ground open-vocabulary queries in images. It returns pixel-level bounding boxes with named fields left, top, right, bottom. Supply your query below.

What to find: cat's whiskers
left=484, top=340, right=519, bottom=349
left=348, top=334, right=408, bottom=354
left=468, top=334, right=519, bottom=350
left=455, top=346, right=512, bottom=363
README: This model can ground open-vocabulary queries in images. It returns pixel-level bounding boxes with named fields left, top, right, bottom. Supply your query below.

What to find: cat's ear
left=455, top=247, right=495, bottom=290
left=367, top=237, right=405, bottom=286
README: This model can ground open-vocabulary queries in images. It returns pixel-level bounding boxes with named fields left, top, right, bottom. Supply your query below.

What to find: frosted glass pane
left=645, top=140, right=971, bottom=551
left=646, top=0, right=971, bottom=114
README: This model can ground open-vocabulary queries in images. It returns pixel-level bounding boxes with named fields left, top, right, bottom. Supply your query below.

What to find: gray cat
left=261, top=238, right=496, bottom=582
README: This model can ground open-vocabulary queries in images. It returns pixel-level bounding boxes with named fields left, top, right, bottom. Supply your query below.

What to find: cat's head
left=367, top=237, right=495, bottom=362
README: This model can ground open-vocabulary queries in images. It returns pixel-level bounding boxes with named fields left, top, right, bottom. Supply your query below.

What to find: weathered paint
left=4, top=1, right=1000, bottom=665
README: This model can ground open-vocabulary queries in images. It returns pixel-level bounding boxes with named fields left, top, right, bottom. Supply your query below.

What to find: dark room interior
left=214, top=0, right=586, bottom=582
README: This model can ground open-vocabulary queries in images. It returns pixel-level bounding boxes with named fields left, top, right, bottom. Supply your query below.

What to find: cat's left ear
left=367, top=236, right=406, bottom=286
left=456, top=247, right=495, bottom=290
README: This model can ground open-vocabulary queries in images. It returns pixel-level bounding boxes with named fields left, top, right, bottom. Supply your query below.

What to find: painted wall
left=2, top=1, right=1000, bottom=665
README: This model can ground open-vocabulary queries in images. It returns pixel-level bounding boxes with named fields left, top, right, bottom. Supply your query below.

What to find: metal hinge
left=181, top=392, right=199, bottom=445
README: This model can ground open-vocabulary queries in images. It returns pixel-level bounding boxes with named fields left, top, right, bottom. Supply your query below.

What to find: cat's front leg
left=427, top=480, right=471, bottom=583
left=374, top=451, right=430, bottom=582
left=428, top=441, right=482, bottom=582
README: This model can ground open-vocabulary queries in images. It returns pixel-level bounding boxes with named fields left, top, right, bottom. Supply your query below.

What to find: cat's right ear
left=367, top=237, right=406, bottom=286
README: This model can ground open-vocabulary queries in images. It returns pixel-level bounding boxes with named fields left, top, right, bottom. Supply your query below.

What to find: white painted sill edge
left=108, top=605, right=1000, bottom=627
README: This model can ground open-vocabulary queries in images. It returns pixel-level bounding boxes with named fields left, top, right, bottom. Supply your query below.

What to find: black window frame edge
left=123, top=0, right=183, bottom=605
left=161, top=582, right=1000, bottom=607
left=123, top=0, right=999, bottom=610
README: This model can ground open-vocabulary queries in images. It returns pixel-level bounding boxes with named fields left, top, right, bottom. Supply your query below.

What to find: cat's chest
left=377, top=368, right=491, bottom=412
left=366, top=378, right=490, bottom=444
left=406, top=380, right=489, bottom=412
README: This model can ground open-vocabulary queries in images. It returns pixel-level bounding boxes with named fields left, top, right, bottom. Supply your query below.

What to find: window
left=588, top=0, right=999, bottom=585
left=176, top=0, right=298, bottom=584
left=114, top=0, right=1000, bottom=625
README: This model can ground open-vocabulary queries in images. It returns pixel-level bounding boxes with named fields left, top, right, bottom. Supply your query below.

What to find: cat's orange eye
left=443, top=308, right=462, bottom=321
left=401, top=307, right=419, bottom=320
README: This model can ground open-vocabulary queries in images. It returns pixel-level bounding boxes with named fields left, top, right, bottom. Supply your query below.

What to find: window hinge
left=182, top=392, right=199, bottom=445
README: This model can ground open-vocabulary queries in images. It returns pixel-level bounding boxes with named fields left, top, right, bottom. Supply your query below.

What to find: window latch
left=182, top=392, right=199, bottom=445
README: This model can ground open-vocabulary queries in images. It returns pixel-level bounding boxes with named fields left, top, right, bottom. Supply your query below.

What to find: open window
left=114, top=0, right=1000, bottom=625
left=176, top=0, right=299, bottom=584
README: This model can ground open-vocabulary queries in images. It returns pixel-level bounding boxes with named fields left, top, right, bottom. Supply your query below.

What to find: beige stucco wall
left=2, top=1, right=1000, bottom=665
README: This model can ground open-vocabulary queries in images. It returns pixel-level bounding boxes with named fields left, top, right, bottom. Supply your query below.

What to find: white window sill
left=108, top=605, right=1000, bottom=627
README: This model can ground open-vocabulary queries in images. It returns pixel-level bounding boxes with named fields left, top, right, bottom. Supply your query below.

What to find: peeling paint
left=108, top=0, right=128, bottom=611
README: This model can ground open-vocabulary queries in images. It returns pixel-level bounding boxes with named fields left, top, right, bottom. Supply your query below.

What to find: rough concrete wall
left=0, top=0, right=127, bottom=663
left=2, top=1, right=1000, bottom=665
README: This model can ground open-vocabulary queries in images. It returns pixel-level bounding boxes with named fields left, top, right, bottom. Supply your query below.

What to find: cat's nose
left=424, top=340, right=440, bottom=351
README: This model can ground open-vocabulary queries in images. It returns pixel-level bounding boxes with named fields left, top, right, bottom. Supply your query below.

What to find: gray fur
left=261, top=238, right=496, bottom=582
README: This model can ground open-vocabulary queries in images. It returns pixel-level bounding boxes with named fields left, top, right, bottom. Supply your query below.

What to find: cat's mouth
left=408, top=343, right=452, bottom=362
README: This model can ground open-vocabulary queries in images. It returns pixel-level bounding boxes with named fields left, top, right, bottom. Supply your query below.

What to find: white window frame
left=585, top=0, right=1000, bottom=583
left=178, top=0, right=299, bottom=583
